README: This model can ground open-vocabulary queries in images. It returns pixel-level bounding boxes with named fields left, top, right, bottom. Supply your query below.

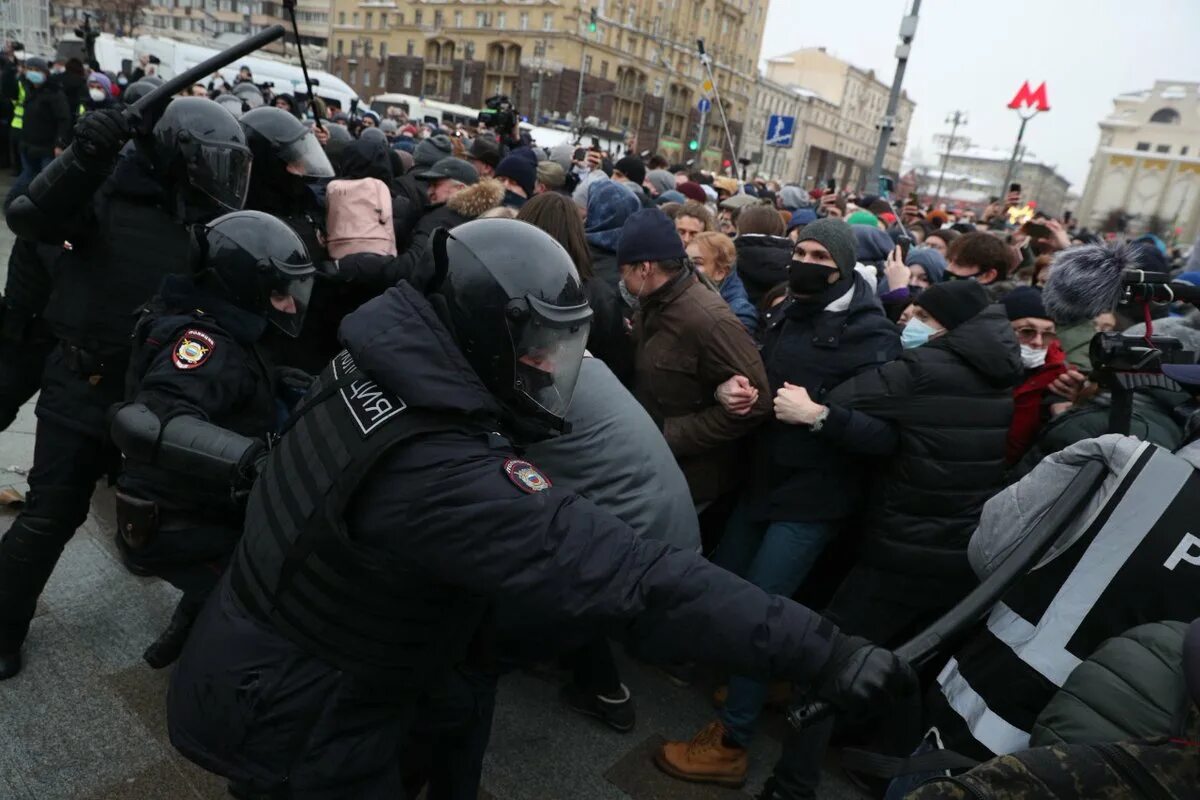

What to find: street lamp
left=933, top=110, right=966, bottom=205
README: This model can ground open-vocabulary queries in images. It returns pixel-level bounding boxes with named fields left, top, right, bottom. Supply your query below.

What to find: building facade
left=3, top=0, right=52, bottom=55
left=1076, top=81, right=1200, bottom=243
left=46, top=0, right=331, bottom=53
left=744, top=73, right=844, bottom=185
left=915, top=142, right=1072, bottom=217
left=327, top=0, right=769, bottom=168
left=761, top=46, right=914, bottom=190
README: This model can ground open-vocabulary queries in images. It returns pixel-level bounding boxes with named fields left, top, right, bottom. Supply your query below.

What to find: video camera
left=477, top=94, right=517, bottom=133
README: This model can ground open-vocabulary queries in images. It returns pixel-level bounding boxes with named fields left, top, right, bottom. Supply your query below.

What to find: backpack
left=324, top=177, right=397, bottom=259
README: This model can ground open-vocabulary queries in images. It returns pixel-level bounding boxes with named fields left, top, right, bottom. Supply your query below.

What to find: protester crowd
left=2, top=37, right=1199, bottom=800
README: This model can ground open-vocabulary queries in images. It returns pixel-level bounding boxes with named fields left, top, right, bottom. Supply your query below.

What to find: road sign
left=1008, top=81, right=1050, bottom=113
left=766, top=114, right=795, bottom=148
left=697, top=97, right=711, bottom=113
left=702, top=79, right=713, bottom=94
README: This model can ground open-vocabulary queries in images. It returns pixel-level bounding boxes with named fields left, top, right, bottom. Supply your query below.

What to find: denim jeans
left=713, top=501, right=833, bottom=746
left=4, top=149, right=55, bottom=209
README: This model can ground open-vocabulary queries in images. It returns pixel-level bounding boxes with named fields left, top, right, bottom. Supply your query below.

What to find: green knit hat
left=846, top=210, right=881, bottom=228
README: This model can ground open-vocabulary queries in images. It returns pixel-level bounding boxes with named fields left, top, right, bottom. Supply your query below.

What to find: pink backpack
left=324, top=177, right=397, bottom=259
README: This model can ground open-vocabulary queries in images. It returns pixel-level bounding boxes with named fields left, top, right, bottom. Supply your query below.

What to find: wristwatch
left=810, top=406, right=831, bottom=432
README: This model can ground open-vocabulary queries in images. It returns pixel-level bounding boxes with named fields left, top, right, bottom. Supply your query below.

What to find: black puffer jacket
left=823, top=305, right=1022, bottom=583
left=734, top=234, right=794, bottom=305
left=586, top=243, right=634, bottom=385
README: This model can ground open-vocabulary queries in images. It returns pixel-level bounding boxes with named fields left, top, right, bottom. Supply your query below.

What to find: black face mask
left=789, top=260, right=839, bottom=296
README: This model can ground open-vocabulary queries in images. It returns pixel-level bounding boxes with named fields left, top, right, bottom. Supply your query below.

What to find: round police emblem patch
left=172, top=329, right=216, bottom=370
left=503, top=458, right=552, bottom=493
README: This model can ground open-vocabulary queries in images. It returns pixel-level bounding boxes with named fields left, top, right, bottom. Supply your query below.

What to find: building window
left=1149, top=108, right=1181, bottom=124
left=403, top=70, right=413, bottom=88
left=463, top=76, right=472, bottom=96
left=397, top=12, right=403, bottom=24
left=336, top=39, right=343, bottom=55
left=364, top=40, right=372, bottom=58
left=600, top=61, right=608, bottom=79
left=380, top=12, right=386, bottom=29
left=379, top=41, right=386, bottom=59
left=364, top=71, right=371, bottom=88
left=518, top=11, right=527, bottom=30
left=364, top=12, right=371, bottom=28
left=1135, top=142, right=1150, bottom=151
left=1183, top=146, right=1191, bottom=156
left=337, top=10, right=344, bottom=24
left=351, top=12, right=358, bottom=26
left=583, top=55, right=592, bottom=75
left=434, top=10, right=442, bottom=27
left=476, top=11, right=486, bottom=26
left=406, top=40, right=414, bottom=56
left=543, top=12, right=553, bottom=31
left=349, top=64, right=357, bottom=85
left=1156, top=144, right=1170, bottom=154
left=454, top=10, right=462, bottom=27
left=414, top=9, right=422, bottom=25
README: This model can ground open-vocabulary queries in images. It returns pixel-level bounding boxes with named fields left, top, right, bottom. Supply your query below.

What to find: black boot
left=0, top=648, right=21, bottom=680
left=142, top=599, right=198, bottom=669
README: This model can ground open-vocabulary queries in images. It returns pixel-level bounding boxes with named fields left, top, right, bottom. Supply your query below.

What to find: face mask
left=51, top=66, right=65, bottom=75
left=88, top=88, right=105, bottom=102
left=946, top=271, right=978, bottom=282
left=901, top=317, right=937, bottom=349
left=25, top=71, right=45, bottom=86
left=117, top=76, right=128, bottom=86
left=788, top=260, right=838, bottom=296
left=1020, top=343, right=1048, bottom=369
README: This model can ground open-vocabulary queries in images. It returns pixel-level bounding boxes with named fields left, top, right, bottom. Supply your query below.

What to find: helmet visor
left=265, top=262, right=315, bottom=338
left=507, top=295, right=592, bottom=424
left=186, top=138, right=252, bottom=213
left=278, top=130, right=335, bottom=178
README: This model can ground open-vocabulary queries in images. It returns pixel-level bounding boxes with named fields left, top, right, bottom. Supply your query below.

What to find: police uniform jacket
left=168, top=281, right=840, bottom=794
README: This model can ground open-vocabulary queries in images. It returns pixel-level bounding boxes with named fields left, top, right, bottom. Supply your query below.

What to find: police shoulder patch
left=503, top=459, right=552, bottom=494
left=172, top=329, right=216, bottom=370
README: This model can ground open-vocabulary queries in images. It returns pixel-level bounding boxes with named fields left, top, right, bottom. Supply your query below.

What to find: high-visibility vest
left=12, top=82, right=25, bottom=130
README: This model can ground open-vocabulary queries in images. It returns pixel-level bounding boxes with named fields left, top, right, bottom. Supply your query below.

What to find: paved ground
left=0, top=173, right=864, bottom=800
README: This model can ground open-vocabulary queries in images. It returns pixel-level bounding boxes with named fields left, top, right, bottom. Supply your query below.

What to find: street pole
left=696, top=39, right=738, bottom=174
left=573, top=34, right=588, bottom=135
left=1001, top=116, right=1030, bottom=197
left=532, top=41, right=544, bottom=125
left=932, top=110, right=965, bottom=205
left=697, top=104, right=708, bottom=157
left=869, top=0, right=920, bottom=191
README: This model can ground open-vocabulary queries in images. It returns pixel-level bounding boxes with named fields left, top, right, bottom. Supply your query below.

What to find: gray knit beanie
left=414, top=134, right=453, bottom=169
left=796, top=218, right=858, bottom=277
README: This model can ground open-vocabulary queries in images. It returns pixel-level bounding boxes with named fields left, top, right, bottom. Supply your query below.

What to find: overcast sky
left=759, top=0, right=1200, bottom=190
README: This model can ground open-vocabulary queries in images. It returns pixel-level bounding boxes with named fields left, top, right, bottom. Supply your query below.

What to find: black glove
left=233, top=438, right=268, bottom=492
left=73, top=109, right=132, bottom=164
left=813, top=634, right=916, bottom=721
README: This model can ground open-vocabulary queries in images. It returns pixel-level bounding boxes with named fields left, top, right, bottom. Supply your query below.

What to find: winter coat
left=526, top=356, right=700, bottom=552
left=1013, top=386, right=1190, bottom=479
left=632, top=269, right=770, bottom=503
left=1031, top=620, right=1193, bottom=747
left=821, top=306, right=1022, bottom=583
left=1008, top=340, right=1069, bottom=464
left=734, top=234, right=794, bottom=305
left=17, top=76, right=71, bottom=155
left=582, top=273, right=634, bottom=386
left=718, top=269, right=758, bottom=336
left=744, top=273, right=901, bottom=523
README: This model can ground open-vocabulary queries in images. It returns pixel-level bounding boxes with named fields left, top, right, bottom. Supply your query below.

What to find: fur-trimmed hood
left=447, top=178, right=505, bottom=218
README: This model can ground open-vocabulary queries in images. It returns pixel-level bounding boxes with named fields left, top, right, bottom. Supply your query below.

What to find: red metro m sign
left=1008, top=81, right=1050, bottom=116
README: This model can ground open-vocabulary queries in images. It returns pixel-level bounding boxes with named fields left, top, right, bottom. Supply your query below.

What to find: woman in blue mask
left=758, top=278, right=1025, bottom=799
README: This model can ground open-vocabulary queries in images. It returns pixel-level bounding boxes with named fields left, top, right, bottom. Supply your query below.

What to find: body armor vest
left=231, top=350, right=490, bottom=686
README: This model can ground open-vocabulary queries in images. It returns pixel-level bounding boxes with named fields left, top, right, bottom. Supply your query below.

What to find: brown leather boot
left=654, top=721, right=748, bottom=788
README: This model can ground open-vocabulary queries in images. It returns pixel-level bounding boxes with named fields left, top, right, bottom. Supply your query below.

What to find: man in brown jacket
left=616, top=208, right=770, bottom=507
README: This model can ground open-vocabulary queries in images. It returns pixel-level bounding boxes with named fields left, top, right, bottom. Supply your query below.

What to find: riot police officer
left=0, top=238, right=57, bottom=431
left=237, top=106, right=348, bottom=373
left=0, top=98, right=252, bottom=680
left=166, top=220, right=915, bottom=797
left=111, top=211, right=314, bottom=669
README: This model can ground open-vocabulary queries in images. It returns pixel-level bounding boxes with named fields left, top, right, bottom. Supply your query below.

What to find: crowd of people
left=2, top=37, right=1199, bottom=800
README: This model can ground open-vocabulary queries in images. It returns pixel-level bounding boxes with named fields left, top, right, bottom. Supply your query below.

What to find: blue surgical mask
left=25, top=70, right=46, bottom=86
left=901, top=317, right=938, bottom=349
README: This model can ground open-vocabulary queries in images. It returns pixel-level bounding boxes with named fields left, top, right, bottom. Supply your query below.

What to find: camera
left=1089, top=331, right=1196, bottom=435
left=477, top=94, right=517, bottom=133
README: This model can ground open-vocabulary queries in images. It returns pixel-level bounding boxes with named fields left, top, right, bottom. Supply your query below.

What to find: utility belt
left=57, top=340, right=127, bottom=383
left=114, top=491, right=212, bottom=551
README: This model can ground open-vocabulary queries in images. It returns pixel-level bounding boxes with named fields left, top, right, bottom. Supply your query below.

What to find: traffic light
left=588, top=8, right=597, bottom=32
left=688, top=139, right=699, bottom=151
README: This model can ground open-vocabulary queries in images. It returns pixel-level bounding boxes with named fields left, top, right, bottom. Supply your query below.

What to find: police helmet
left=232, top=81, right=264, bottom=109
left=240, top=106, right=334, bottom=179
left=431, top=219, right=593, bottom=431
left=151, top=97, right=252, bottom=217
left=195, top=211, right=315, bottom=338
left=122, top=78, right=160, bottom=106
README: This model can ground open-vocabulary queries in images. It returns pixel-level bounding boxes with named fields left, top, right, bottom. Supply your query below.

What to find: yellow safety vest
left=12, top=82, right=25, bottom=130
